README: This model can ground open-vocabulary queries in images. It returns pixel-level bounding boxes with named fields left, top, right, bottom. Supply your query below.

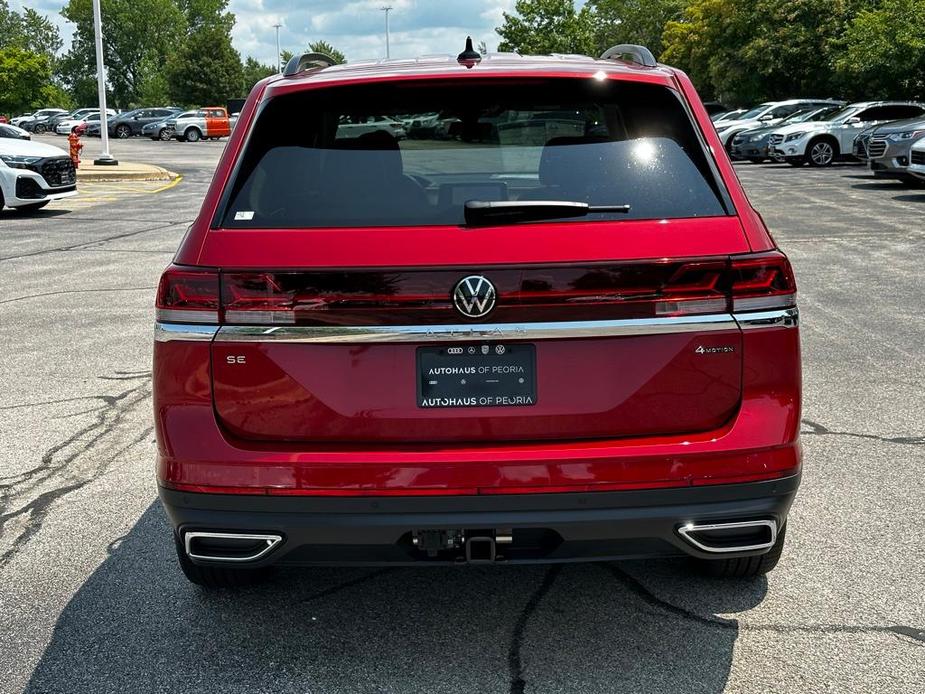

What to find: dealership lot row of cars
left=3, top=106, right=237, bottom=142
left=712, top=98, right=925, bottom=184
left=0, top=106, right=240, bottom=211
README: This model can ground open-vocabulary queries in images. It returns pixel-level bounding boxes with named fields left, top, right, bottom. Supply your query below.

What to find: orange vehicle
left=172, top=107, right=232, bottom=142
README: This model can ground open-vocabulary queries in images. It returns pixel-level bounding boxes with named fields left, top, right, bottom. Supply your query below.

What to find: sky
left=9, top=0, right=577, bottom=66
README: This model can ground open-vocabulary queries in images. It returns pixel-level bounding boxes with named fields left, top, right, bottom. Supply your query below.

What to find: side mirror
left=846, top=116, right=861, bottom=124
left=759, top=114, right=774, bottom=121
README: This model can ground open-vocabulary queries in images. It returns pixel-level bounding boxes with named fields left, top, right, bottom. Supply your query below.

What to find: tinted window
left=879, top=105, right=925, bottom=120
left=769, top=105, right=800, bottom=118
left=853, top=106, right=923, bottom=122
left=221, top=79, right=728, bottom=228
left=740, top=104, right=773, bottom=119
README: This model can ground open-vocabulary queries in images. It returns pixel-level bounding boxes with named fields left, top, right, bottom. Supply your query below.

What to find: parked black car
left=93, top=108, right=181, bottom=138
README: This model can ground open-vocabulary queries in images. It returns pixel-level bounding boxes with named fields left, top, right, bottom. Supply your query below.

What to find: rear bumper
left=161, top=474, right=800, bottom=566
left=154, top=308, right=802, bottom=494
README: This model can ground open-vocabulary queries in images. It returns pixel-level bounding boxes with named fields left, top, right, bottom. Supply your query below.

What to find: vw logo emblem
left=453, top=275, right=497, bottom=319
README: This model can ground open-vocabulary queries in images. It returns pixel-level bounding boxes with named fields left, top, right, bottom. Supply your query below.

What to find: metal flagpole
left=92, top=0, right=117, bottom=165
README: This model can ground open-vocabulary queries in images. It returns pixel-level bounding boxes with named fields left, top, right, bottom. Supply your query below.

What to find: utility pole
left=91, top=0, right=117, bottom=165
left=381, top=6, right=392, bottom=59
left=273, top=23, right=282, bottom=72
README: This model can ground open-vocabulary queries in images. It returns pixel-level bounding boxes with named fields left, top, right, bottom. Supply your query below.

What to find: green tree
left=835, top=0, right=925, bottom=100
left=242, top=56, right=276, bottom=93
left=176, top=0, right=234, bottom=32
left=496, top=0, right=595, bottom=55
left=0, top=6, right=63, bottom=58
left=136, top=54, right=172, bottom=105
left=60, top=0, right=185, bottom=107
left=0, top=2, right=66, bottom=114
left=0, top=46, right=55, bottom=113
left=167, top=24, right=244, bottom=105
left=662, top=0, right=865, bottom=104
left=307, top=40, right=346, bottom=64
left=587, top=0, right=685, bottom=57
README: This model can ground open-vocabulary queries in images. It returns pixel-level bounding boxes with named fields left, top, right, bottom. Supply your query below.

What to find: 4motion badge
left=695, top=345, right=736, bottom=354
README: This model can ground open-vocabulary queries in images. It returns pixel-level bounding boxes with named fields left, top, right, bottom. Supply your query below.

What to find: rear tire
left=158, top=128, right=173, bottom=141
left=174, top=534, right=272, bottom=588
left=693, top=524, right=787, bottom=578
left=115, top=124, right=131, bottom=138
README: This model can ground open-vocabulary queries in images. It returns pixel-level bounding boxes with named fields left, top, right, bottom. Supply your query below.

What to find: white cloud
left=13, top=0, right=518, bottom=67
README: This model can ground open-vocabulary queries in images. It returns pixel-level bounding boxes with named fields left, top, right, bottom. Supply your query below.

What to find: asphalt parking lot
left=1, top=135, right=923, bottom=694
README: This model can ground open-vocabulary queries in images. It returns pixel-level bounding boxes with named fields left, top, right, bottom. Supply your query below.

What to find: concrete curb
left=76, top=164, right=179, bottom=183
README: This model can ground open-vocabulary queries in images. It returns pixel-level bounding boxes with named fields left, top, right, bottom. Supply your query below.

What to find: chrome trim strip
left=214, top=314, right=739, bottom=344
left=734, top=307, right=799, bottom=330
left=154, top=322, right=219, bottom=342
left=184, top=531, right=283, bottom=563
left=677, top=519, right=777, bottom=554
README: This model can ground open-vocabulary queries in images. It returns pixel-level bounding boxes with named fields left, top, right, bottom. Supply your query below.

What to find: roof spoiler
left=599, top=44, right=657, bottom=68
left=283, top=52, right=337, bottom=77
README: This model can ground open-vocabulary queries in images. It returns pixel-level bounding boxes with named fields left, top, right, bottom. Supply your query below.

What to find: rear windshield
left=220, top=79, right=728, bottom=228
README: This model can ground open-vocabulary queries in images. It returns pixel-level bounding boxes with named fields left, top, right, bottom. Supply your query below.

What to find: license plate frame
left=416, top=343, right=536, bottom=408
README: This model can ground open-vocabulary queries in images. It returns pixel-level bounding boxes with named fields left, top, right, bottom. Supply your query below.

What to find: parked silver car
left=770, top=101, right=925, bottom=166
left=860, top=117, right=925, bottom=184
left=730, top=105, right=844, bottom=162
left=714, top=99, right=841, bottom=151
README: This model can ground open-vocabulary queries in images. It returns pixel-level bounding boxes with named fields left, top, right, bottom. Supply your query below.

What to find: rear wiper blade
left=464, top=200, right=631, bottom=227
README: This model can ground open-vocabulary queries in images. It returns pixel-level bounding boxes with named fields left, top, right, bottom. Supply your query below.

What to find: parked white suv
left=0, top=138, right=77, bottom=211
left=713, top=99, right=840, bottom=150
left=769, top=101, right=925, bottom=166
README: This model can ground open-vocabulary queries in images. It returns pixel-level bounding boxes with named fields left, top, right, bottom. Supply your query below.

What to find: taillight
left=155, top=253, right=796, bottom=326
left=729, top=251, right=797, bottom=312
left=222, top=272, right=297, bottom=325
left=155, top=265, right=220, bottom=323
left=653, top=260, right=727, bottom=317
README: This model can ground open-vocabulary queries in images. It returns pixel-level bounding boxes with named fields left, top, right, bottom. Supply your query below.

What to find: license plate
left=417, top=344, right=536, bottom=408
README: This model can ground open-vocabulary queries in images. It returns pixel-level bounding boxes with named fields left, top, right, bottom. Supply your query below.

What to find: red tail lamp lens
left=155, top=265, right=220, bottom=323
left=654, top=260, right=728, bottom=316
left=730, top=251, right=797, bottom=311
left=222, top=272, right=298, bottom=324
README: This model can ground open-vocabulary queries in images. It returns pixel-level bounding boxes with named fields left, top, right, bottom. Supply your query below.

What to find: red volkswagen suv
left=154, top=43, right=801, bottom=587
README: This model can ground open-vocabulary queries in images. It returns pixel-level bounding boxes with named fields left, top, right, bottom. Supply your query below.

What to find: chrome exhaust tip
left=184, top=531, right=283, bottom=563
left=677, top=519, right=777, bottom=554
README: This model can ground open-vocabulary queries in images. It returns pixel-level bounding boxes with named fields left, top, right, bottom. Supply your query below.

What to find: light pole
left=91, top=0, right=117, bottom=165
left=381, top=6, right=392, bottom=59
left=273, top=23, right=282, bottom=73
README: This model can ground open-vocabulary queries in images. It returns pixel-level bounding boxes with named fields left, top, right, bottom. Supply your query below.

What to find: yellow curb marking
left=152, top=175, right=183, bottom=194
